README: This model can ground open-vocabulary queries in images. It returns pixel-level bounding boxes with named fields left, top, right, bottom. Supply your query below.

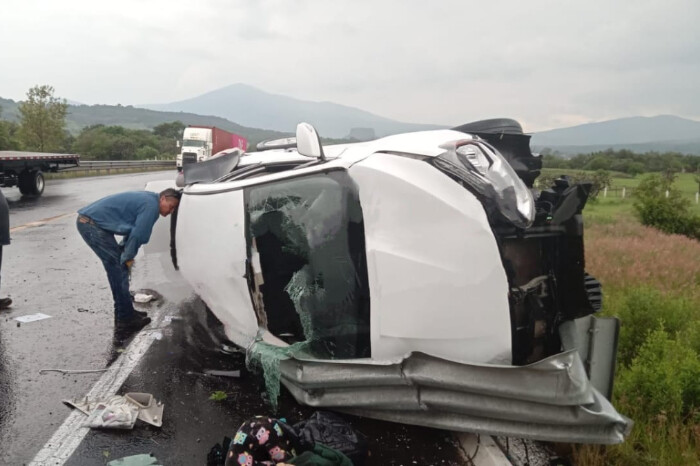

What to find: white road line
left=29, top=309, right=165, bottom=466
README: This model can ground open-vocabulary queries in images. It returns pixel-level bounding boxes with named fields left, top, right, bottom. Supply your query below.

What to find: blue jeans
left=77, top=218, right=135, bottom=321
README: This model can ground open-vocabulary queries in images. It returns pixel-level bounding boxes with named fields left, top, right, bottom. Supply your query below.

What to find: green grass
left=557, top=170, right=700, bottom=217
left=584, top=198, right=636, bottom=224
left=608, top=172, right=699, bottom=192
left=542, top=168, right=699, bottom=191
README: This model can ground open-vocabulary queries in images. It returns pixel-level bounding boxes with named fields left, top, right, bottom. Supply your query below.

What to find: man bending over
left=77, top=188, right=181, bottom=332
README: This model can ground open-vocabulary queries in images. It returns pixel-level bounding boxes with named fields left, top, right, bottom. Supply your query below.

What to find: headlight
left=435, top=140, right=535, bottom=228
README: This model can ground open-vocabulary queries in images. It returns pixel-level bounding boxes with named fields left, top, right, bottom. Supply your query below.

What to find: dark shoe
left=0, top=297, right=12, bottom=310
left=115, top=315, right=151, bottom=332
left=133, top=309, right=148, bottom=318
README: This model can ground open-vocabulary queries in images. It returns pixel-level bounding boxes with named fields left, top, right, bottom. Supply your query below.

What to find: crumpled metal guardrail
left=278, top=350, right=632, bottom=444
left=56, top=160, right=174, bottom=174
left=67, top=160, right=175, bottom=171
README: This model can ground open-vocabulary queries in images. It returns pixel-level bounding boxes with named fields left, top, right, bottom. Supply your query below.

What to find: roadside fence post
left=604, top=187, right=608, bottom=198
left=622, top=187, right=626, bottom=199
left=665, top=190, right=669, bottom=198
left=696, top=192, right=699, bottom=204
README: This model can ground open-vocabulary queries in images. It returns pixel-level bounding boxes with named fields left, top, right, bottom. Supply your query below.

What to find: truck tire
left=19, top=170, right=44, bottom=196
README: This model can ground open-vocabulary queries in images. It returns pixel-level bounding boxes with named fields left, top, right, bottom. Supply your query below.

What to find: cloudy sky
left=1, top=0, right=698, bottom=131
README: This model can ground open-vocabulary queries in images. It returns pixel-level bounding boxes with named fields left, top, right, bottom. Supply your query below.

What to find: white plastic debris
left=83, top=396, right=139, bottom=429
left=126, top=393, right=165, bottom=427
left=108, top=453, right=161, bottom=466
left=133, top=293, right=155, bottom=303
left=65, top=393, right=165, bottom=429
left=14, top=313, right=52, bottom=323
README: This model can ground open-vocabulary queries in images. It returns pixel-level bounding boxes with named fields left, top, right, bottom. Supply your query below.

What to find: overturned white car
left=153, top=119, right=631, bottom=444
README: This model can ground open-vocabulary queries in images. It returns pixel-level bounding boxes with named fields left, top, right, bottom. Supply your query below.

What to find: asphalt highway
left=0, top=172, right=471, bottom=465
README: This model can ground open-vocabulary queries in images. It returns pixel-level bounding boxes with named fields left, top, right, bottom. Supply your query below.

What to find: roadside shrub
left=679, top=320, right=700, bottom=358
left=607, top=287, right=696, bottom=366
left=135, top=146, right=159, bottom=160
left=633, top=174, right=700, bottom=240
left=588, top=170, right=612, bottom=199
left=616, top=326, right=700, bottom=421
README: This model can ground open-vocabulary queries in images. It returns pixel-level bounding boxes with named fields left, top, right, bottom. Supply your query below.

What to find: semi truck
left=176, top=126, right=248, bottom=171
left=0, top=151, right=80, bottom=196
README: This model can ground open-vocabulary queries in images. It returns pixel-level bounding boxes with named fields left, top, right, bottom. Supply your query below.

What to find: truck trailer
left=0, top=151, right=80, bottom=196
left=176, top=126, right=247, bottom=171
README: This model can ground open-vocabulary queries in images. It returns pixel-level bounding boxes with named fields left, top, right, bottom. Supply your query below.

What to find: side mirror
left=296, top=123, right=325, bottom=161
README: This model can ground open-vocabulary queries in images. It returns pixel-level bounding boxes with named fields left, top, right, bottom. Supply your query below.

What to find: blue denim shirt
left=79, top=191, right=160, bottom=263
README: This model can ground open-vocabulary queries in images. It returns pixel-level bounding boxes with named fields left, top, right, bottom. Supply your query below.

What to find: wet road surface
left=0, top=172, right=176, bottom=464
left=65, top=300, right=465, bottom=465
left=0, top=173, right=469, bottom=465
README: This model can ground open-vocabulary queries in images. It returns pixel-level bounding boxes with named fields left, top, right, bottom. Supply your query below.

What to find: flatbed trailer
left=0, top=151, right=80, bottom=196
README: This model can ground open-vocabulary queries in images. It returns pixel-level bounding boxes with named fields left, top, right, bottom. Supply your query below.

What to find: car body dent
left=350, top=153, right=511, bottom=364
left=177, top=189, right=259, bottom=345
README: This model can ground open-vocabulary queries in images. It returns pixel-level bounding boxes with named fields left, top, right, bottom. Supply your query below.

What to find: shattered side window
left=245, top=171, right=371, bottom=359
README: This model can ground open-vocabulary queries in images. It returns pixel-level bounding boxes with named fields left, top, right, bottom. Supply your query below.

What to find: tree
left=18, top=85, right=68, bottom=152
left=0, top=105, right=22, bottom=150
left=583, top=155, right=611, bottom=171
left=152, top=121, right=184, bottom=157
left=153, top=121, right=185, bottom=140
left=542, top=153, right=569, bottom=169
left=73, top=125, right=168, bottom=160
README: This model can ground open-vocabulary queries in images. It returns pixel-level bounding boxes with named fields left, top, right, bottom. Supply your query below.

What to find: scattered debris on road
left=39, top=368, right=108, bottom=375
left=204, top=369, right=241, bottom=378
left=107, top=453, right=162, bottom=466
left=64, top=393, right=165, bottom=429
left=134, top=293, right=155, bottom=303
left=14, top=312, right=52, bottom=323
left=209, top=391, right=228, bottom=401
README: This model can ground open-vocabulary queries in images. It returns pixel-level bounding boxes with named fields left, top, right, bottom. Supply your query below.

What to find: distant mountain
left=534, top=139, right=700, bottom=157
left=531, top=115, right=700, bottom=155
left=142, top=83, right=443, bottom=139
left=0, top=97, right=19, bottom=120
left=5, top=90, right=700, bottom=156
left=61, top=104, right=295, bottom=144
left=0, top=97, right=293, bottom=146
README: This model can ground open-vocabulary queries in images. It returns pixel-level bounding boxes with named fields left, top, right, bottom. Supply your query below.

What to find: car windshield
left=182, top=139, right=206, bottom=148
